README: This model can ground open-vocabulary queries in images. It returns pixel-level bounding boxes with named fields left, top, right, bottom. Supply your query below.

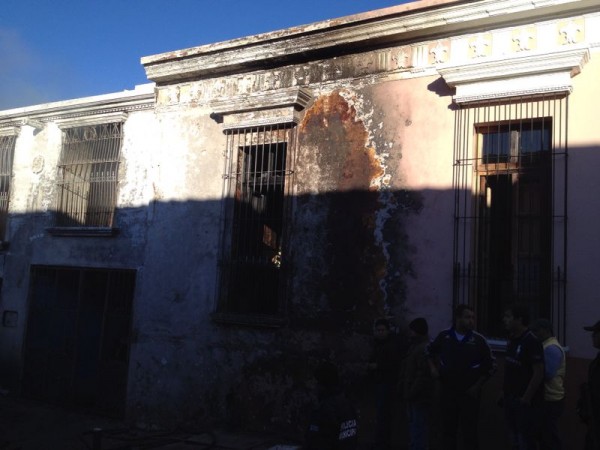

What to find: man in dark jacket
left=368, top=318, right=403, bottom=450
left=427, top=304, right=495, bottom=450
left=502, top=304, right=544, bottom=450
left=305, top=361, right=358, bottom=450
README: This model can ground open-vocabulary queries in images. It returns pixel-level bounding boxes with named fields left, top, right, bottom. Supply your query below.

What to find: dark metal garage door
left=22, top=266, right=135, bottom=417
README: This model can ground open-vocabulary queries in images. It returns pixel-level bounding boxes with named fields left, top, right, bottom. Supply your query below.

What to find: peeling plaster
left=296, top=90, right=410, bottom=320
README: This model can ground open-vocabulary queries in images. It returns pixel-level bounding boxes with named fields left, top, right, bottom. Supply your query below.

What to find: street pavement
left=0, top=395, right=299, bottom=450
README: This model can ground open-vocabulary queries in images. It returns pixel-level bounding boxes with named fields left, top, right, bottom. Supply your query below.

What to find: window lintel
left=438, top=47, right=589, bottom=104
left=0, top=126, right=21, bottom=137
left=56, top=112, right=128, bottom=130
left=211, top=87, right=313, bottom=129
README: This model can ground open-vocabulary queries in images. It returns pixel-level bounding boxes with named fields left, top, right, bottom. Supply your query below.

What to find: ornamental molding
left=48, top=103, right=153, bottom=124
left=31, top=155, right=45, bottom=174
left=142, top=0, right=598, bottom=82
left=0, top=103, right=153, bottom=129
left=210, top=87, right=313, bottom=129
left=0, top=126, right=21, bottom=137
left=56, top=111, right=129, bottom=129
left=452, top=78, right=573, bottom=104
left=219, top=108, right=305, bottom=130
left=0, top=118, right=45, bottom=135
left=0, top=87, right=154, bottom=127
left=438, top=46, right=590, bottom=103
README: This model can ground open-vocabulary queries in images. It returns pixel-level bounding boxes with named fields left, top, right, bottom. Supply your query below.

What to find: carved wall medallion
left=32, top=155, right=44, bottom=174
left=512, top=27, right=537, bottom=52
left=469, top=34, right=492, bottom=58
left=558, top=19, right=584, bottom=45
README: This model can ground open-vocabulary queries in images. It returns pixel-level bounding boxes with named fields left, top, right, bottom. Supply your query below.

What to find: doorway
left=22, top=266, right=135, bottom=417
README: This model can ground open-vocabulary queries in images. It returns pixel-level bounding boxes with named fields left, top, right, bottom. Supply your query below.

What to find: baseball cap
left=583, top=320, right=600, bottom=332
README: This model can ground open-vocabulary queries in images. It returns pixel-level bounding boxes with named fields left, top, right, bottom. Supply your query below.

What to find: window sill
left=211, top=312, right=285, bottom=328
left=46, top=227, right=120, bottom=237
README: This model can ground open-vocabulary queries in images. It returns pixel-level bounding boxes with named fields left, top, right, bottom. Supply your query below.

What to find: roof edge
left=141, top=0, right=598, bottom=83
left=140, top=0, right=463, bottom=66
left=0, top=84, right=155, bottom=123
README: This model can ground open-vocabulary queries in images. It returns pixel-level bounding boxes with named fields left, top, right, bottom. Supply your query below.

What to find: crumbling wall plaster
left=292, top=85, right=423, bottom=330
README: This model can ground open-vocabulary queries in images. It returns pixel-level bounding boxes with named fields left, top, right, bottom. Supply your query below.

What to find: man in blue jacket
left=427, top=304, right=495, bottom=450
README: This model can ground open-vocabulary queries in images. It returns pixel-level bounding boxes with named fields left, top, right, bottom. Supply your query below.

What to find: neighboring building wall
left=0, top=85, right=156, bottom=413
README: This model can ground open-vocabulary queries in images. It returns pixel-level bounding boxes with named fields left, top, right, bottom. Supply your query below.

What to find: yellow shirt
left=543, top=336, right=566, bottom=401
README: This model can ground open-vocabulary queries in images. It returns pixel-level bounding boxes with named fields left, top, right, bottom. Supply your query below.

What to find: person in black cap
left=579, top=320, right=600, bottom=450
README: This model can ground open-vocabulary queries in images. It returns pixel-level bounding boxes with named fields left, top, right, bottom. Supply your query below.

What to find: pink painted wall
left=372, top=75, right=456, bottom=334
left=564, top=55, right=600, bottom=359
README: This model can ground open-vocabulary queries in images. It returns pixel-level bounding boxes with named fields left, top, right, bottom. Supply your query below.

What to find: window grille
left=0, top=135, right=16, bottom=240
left=56, top=123, right=123, bottom=227
left=217, top=123, right=296, bottom=317
left=452, top=95, right=568, bottom=342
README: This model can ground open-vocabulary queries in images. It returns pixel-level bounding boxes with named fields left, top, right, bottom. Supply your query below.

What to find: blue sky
left=0, top=0, right=412, bottom=110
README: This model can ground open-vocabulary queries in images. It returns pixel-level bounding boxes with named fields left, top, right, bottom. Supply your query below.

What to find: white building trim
left=438, top=46, right=590, bottom=103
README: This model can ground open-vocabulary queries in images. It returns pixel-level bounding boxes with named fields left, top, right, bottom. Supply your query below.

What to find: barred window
left=453, top=96, right=567, bottom=341
left=0, top=134, right=16, bottom=240
left=56, top=123, right=123, bottom=227
left=217, top=124, right=295, bottom=318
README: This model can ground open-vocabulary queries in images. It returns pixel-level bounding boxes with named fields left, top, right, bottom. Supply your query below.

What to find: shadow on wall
left=0, top=187, right=441, bottom=423
left=0, top=143, right=597, bottom=447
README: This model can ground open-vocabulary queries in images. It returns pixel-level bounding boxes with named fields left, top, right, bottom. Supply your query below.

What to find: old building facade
left=0, top=0, right=599, bottom=446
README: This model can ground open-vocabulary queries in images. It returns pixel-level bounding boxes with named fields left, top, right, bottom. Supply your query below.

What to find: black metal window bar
left=217, top=123, right=296, bottom=316
left=56, top=122, right=123, bottom=227
left=0, top=135, right=16, bottom=240
left=452, top=95, right=568, bottom=342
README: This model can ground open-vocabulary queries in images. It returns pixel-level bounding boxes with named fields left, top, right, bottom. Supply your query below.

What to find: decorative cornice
left=47, top=103, right=153, bottom=124
left=219, top=108, right=304, bottom=130
left=0, top=85, right=155, bottom=126
left=452, top=82, right=573, bottom=104
left=439, top=47, right=589, bottom=85
left=0, top=126, right=21, bottom=137
left=211, top=87, right=313, bottom=129
left=56, top=111, right=129, bottom=129
left=211, top=87, right=312, bottom=117
left=142, top=0, right=599, bottom=83
left=0, top=118, right=46, bottom=135
left=438, top=46, right=590, bottom=103
left=23, top=119, right=45, bottom=130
